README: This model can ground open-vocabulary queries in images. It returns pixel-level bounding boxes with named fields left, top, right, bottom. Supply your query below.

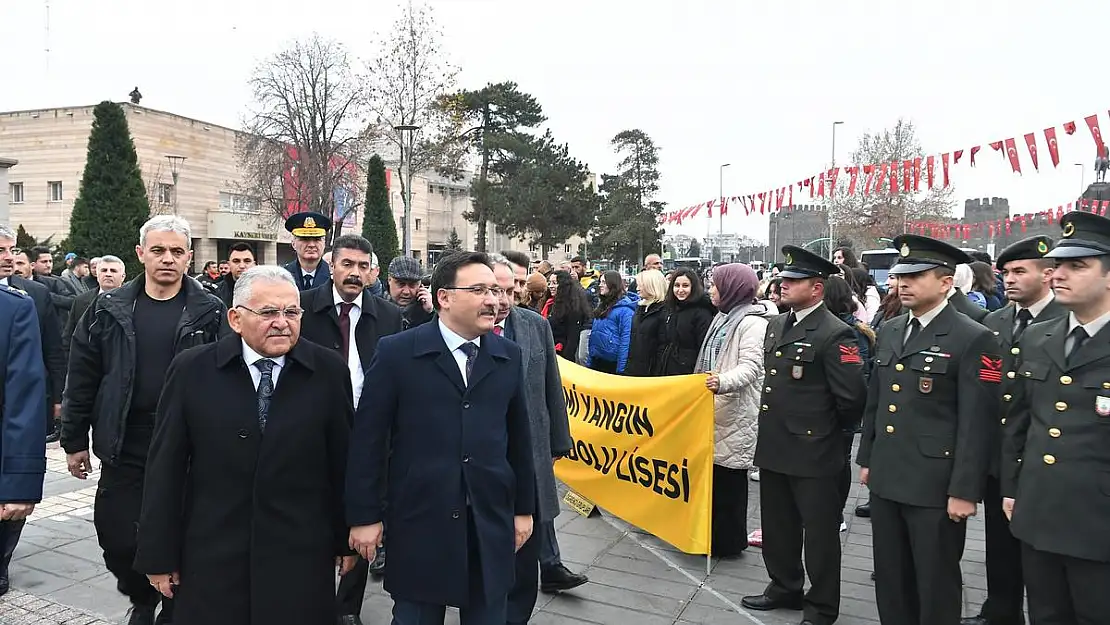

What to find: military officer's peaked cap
left=779, top=245, right=839, bottom=279
left=284, top=211, right=331, bottom=238
left=996, top=235, right=1054, bottom=269
left=889, top=234, right=971, bottom=276
left=1045, top=211, right=1110, bottom=259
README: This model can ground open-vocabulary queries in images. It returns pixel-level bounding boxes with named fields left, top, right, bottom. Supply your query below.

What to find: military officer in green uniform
left=857, top=234, right=1000, bottom=625
left=741, top=246, right=866, bottom=625
left=963, top=235, right=1062, bottom=625
left=1002, top=211, right=1110, bottom=624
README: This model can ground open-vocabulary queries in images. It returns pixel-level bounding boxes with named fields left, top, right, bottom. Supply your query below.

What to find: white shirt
left=0, top=277, right=8, bottom=287
left=792, top=301, right=824, bottom=324
left=1019, top=291, right=1055, bottom=319
left=905, top=298, right=949, bottom=343
left=438, top=320, right=481, bottom=385
left=242, top=340, right=287, bottom=391
left=333, top=286, right=365, bottom=408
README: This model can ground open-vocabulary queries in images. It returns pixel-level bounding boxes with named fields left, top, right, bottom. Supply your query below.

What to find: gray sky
left=2, top=0, right=1105, bottom=243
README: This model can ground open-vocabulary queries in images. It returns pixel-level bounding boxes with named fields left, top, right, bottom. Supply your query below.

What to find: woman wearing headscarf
left=697, top=263, right=776, bottom=557
left=625, top=270, right=668, bottom=376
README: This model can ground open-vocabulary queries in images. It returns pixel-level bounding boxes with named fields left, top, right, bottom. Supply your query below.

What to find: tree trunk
left=476, top=104, right=492, bottom=252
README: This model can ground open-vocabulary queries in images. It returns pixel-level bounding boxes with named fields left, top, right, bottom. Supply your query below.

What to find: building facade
left=767, top=204, right=830, bottom=262
left=0, top=157, right=15, bottom=226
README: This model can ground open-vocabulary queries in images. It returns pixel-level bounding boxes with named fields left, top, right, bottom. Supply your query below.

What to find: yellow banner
left=554, top=360, right=714, bottom=554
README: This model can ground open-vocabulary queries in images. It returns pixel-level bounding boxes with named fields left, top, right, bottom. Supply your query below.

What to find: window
left=48, top=181, right=63, bottom=202
left=565, top=244, right=572, bottom=254
left=158, top=183, right=174, bottom=205
left=218, top=191, right=260, bottom=213
left=415, top=218, right=422, bottom=231
left=8, top=182, right=23, bottom=204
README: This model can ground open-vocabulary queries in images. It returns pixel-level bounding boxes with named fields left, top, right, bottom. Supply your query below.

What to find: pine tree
left=362, top=155, right=399, bottom=276
left=446, top=227, right=463, bottom=251
left=67, top=101, right=151, bottom=278
left=15, top=224, right=38, bottom=249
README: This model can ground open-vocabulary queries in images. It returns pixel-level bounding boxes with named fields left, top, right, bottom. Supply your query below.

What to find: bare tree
left=827, top=118, right=955, bottom=250
left=239, top=34, right=368, bottom=245
left=364, top=0, right=461, bottom=257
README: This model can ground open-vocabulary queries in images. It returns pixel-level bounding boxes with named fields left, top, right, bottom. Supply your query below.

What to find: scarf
left=696, top=302, right=758, bottom=373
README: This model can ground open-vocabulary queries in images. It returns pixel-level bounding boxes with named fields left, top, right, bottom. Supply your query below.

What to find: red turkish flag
left=1064, top=121, right=1077, bottom=135
left=1004, top=138, right=1021, bottom=174
left=877, top=163, right=888, bottom=194
left=942, top=153, right=951, bottom=187
left=827, top=168, right=840, bottom=198
left=817, top=173, right=826, bottom=198
left=862, top=165, right=874, bottom=196
left=990, top=141, right=1004, bottom=155
left=913, top=157, right=922, bottom=192
left=758, top=192, right=766, bottom=214
left=1044, top=127, right=1060, bottom=167
left=954, top=150, right=964, bottom=165
left=788, top=185, right=793, bottom=209
left=847, top=167, right=859, bottom=195
left=1085, top=114, right=1105, bottom=152
left=1024, top=133, right=1039, bottom=171
left=705, top=199, right=714, bottom=218
left=926, top=156, right=935, bottom=188
left=720, top=197, right=728, bottom=216
left=889, top=161, right=899, bottom=195
left=970, top=146, right=981, bottom=166
left=903, top=160, right=912, bottom=193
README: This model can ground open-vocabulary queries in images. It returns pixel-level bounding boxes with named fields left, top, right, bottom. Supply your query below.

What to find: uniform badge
left=1097, top=396, right=1110, bottom=417
left=785, top=252, right=793, bottom=265
left=919, top=376, right=933, bottom=394
left=1037, top=240, right=1048, bottom=254
left=900, top=243, right=910, bottom=257
left=792, top=365, right=804, bottom=380
left=1063, top=222, right=1075, bottom=238
left=839, top=344, right=862, bottom=364
left=979, top=354, right=1003, bottom=383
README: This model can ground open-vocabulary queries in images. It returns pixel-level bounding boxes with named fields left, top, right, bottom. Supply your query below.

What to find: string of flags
left=906, top=198, right=1110, bottom=240
left=660, top=108, right=1110, bottom=226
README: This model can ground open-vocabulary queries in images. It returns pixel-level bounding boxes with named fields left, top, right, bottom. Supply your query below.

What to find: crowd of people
left=3, top=206, right=1110, bottom=625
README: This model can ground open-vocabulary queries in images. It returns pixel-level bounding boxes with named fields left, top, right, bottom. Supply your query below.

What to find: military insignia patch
left=1063, top=222, right=1075, bottom=238
left=979, top=354, right=1003, bottom=383
left=1037, top=240, right=1048, bottom=254
left=785, top=252, right=793, bottom=265
left=919, top=376, right=933, bottom=394
left=792, top=365, right=804, bottom=379
left=900, top=243, right=910, bottom=257
left=839, top=344, right=862, bottom=364
left=304, top=217, right=317, bottom=229
left=1097, top=396, right=1110, bottom=417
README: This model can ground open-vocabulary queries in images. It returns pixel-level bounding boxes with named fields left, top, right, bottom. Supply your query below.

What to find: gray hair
left=98, top=255, right=124, bottom=266
left=232, top=265, right=296, bottom=307
left=0, top=224, right=16, bottom=243
left=371, top=252, right=379, bottom=269
left=89, top=256, right=103, bottom=264
left=139, top=215, right=192, bottom=248
left=487, top=253, right=515, bottom=274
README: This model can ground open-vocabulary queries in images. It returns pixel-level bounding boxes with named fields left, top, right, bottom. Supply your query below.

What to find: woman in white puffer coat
left=698, top=263, right=777, bottom=557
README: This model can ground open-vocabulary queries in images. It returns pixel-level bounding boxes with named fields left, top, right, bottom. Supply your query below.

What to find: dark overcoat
left=134, top=334, right=354, bottom=625
left=0, top=287, right=47, bottom=504
left=346, top=320, right=536, bottom=608
left=298, top=279, right=403, bottom=380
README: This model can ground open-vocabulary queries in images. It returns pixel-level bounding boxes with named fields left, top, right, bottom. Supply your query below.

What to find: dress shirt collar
left=241, top=339, right=287, bottom=370
left=1067, top=309, right=1110, bottom=339
left=332, top=286, right=361, bottom=310
left=439, top=319, right=480, bottom=353
left=1019, top=291, right=1055, bottom=319
left=911, top=298, right=948, bottom=329
left=792, top=300, right=824, bottom=323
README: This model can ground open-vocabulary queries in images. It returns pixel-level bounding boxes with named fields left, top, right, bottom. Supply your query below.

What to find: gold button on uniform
left=1001, top=418, right=1007, bottom=425
left=895, top=364, right=904, bottom=371
left=885, top=425, right=895, bottom=433
left=892, top=384, right=901, bottom=392
left=775, top=351, right=782, bottom=357
left=1002, top=394, right=1012, bottom=402
left=806, top=430, right=813, bottom=436
left=1048, top=427, right=1061, bottom=438
left=888, top=404, right=897, bottom=413
left=761, top=404, right=769, bottom=411
left=1043, top=454, right=1056, bottom=465
left=1055, top=402, right=1068, bottom=412
left=1103, top=382, right=1110, bottom=390
left=1060, top=375, right=1073, bottom=385
left=765, top=387, right=772, bottom=393
left=1007, top=371, right=1016, bottom=379
left=1011, top=347, right=1020, bottom=355
left=925, top=356, right=934, bottom=363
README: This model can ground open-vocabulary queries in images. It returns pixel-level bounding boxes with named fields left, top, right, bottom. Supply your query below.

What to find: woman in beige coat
left=698, top=263, right=776, bottom=557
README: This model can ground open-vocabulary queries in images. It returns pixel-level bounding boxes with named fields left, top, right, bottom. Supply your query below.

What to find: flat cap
left=889, top=234, right=972, bottom=275
left=388, top=256, right=423, bottom=281
left=1045, top=211, right=1110, bottom=259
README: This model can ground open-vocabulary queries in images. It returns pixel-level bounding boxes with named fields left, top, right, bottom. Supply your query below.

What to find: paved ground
left=1, top=444, right=994, bottom=625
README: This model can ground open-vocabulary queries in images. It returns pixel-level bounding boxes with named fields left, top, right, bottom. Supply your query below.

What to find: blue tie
left=255, top=359, right=275, bottom=432
left=458, top=342, right=478, bottom=385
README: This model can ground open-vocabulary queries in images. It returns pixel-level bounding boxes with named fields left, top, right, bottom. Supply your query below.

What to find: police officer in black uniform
left=741, top=246, right=866, bottom=625
left=857, top=234, right=1000, bottom=625
left=1002, top=211, right=1110, bottom=624
left=963, top=236, right=1063, bottom=625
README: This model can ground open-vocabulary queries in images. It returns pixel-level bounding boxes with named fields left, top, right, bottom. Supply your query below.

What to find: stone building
left=767, top=204, right=830, bottom=262
left=0, top=157, right=15, bottom=226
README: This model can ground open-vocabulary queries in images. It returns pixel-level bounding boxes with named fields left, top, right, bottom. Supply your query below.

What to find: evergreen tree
left=67, top=101, right=150, bottom=278
left=15, top=224, right=38, bottom=249
left=446, top=227, right=463, bottom=251
left=362, top=155, right=399, bottom=276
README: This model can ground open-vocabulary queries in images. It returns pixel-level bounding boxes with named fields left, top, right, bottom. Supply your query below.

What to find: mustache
left=267, top=330, right=293, bottom=337
left=343, top=276, right=363, bottom=286
left=480, top=308, right=497, bottom=315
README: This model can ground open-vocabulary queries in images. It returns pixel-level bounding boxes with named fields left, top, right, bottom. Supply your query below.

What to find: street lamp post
left=1075, top=162, right=1085, bottom=192
left=165, top=155, right=186, bottom=216
left=828, top=122, right=844, bottom=259
left=713, top=163, right=730, bottom=261
left=394, top=125, right=421, bottom=258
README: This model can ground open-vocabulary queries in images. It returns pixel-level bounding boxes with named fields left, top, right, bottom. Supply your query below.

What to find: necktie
left=1014, top=308, right=1033, bottom=342
left=303, top=274, right=313, bottom=290
left=904, top=318, right=921, bottom=347
left=493, top=325, right=503, bottom=336
left=338, top=302, right=354, bottom=360
left=782, top=311, right=797, bottom=333
left=458, top=342, right=478, bottom=385
left=1067, top=326, right=1089, bottom=364
left=254, top=359, right=275, bottom=432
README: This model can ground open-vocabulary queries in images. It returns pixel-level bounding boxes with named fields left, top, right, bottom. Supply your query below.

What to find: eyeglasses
left=235, top=305, right=304, bottom=321
left=442, top=285, right=506, bottom=298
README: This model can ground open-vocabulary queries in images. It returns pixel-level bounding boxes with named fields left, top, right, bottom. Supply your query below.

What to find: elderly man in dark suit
left=135, top=266, right=357, bottom=625
left=348, top=251, right=535, bottom=625
left=0, top=285, right=48, bottom=597
left=487, top=254, right=578, bottom=624
left=298, top=234, right=403, bottom=625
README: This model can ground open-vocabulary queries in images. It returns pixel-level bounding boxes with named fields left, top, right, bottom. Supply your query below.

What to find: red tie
left=493, top=325, right=503, bottom=336
left=338, top=303, right=354, bottom=360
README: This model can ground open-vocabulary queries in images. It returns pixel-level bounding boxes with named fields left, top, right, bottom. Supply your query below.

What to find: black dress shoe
left=854, top=502, right=871, bottom=518
left=123, top=605, right=156, bottom=625
left=540, top=564, right=588, bottom=593
left=368, top=548, right=386, bottom=577
left=740, top=594, right=804, bottom=611
left=45, top=427, right=60, bottom=444
left=338, top=615, right=364, bottom=625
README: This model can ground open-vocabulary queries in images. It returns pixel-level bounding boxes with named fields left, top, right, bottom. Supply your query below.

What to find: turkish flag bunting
left=847, top=167, right=859, bottom=195
left=1064, top=121, right=1077, bottom=135
left=913, top=157, right=922, bottom=192
left=1024, top=133, right=1039, bottom=171
left=902, top=160, right=912, bottom=193
left=706, top=200, right=715, bottom=218
left=788, top=185, right=793, bottom=208
left=889, top=161, right=899, bottom=195
left=990, top=141, right=1004, bottom=153
left=777, top=188, right=785, bottom=210
left=1085, top=114, right=1105, bottom=152
left=1044, top=127, right=1060, bottom=167
left=1004, top=138, right=1021, bottom=174
left=720, top=197, right=728, bottom=216
left=758, top=192, right=766, bottom=214
left=926, top=156, right=935, bottom=188
left=817, top=173, right=826, bottom=198
left=827, top=168, right=840, bottom=198
left=1102, top=200, right=1109, bottom=217
left=970, top=146, right=981, bottom=166
left=942, top=153, right=951, bottom=187
left=862, top=165, right=874, bottom=196
left=954, top=150, right=964, bottom=165
left=877, top=163, right=888, bottom=194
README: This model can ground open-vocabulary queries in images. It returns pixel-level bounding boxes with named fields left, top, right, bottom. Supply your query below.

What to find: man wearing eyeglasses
left=348, top=251, right=535, bottom=625
left=62, top=215, right=229, bottom=625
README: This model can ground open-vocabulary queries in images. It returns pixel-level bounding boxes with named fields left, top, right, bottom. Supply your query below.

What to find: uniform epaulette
left=1, top=284, right=29, bottom=298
